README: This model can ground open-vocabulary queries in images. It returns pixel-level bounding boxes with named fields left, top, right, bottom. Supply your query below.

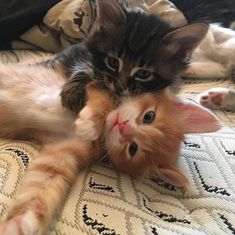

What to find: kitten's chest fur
left=0, top=64, right=75, bottom=142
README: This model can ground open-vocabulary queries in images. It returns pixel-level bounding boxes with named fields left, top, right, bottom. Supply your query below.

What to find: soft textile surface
left=0, top=51, right=235, bottom=235
left=9, top=0, right=187, bottom=52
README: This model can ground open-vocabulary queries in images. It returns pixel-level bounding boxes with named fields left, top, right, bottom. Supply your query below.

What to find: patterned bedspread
left=0, top=51, right=235, bottom=235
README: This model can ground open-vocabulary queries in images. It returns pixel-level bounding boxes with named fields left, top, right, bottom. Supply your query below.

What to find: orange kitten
left=0, top=64, right=221, bottom=235
left=104, top=90, right=221, bottom=186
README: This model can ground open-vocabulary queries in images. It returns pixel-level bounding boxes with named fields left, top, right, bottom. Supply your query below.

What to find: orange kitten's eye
left=143, top=111, right=155, bottom=124
left=129, top=143, right=138, bottom=157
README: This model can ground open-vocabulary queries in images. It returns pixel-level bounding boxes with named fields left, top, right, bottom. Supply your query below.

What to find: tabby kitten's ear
left=96, top=0, right=126, bottom=24
left=163, top=23, right=208, bottom=59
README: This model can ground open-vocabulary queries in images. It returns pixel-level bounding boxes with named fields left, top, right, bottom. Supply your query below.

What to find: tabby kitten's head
left=86, top=0, right=208, bottom=95
left=104, top=90, right=221, bottom=187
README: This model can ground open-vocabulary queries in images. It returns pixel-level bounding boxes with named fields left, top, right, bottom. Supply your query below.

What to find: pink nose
left=112, top=113, right=131, bottom=135
left=117, top=123, right=127, bottom=134
left=117, top=122, right=129, bottom=134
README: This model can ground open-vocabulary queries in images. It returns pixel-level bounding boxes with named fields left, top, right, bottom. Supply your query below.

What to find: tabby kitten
left=45, top=0, right=208, bottom=116
left=0, top=63, right=220, bottom=235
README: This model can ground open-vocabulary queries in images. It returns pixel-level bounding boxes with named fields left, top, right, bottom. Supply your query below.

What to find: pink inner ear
left=173, top=99, right=222, bottom=134
left=157, top=166, right=189, bottom=187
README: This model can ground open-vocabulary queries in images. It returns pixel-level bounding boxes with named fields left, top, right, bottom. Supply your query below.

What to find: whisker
left=95, top=145, right=115, bottom=164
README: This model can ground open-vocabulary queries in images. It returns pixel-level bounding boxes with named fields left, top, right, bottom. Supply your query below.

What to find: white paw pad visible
left=75, top=106, right=99, bottom=140
left=198, top=88, right=232, bottom=110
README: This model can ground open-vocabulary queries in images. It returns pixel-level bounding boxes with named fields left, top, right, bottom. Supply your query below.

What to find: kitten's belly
left=0, top=64, right=76, bottom=141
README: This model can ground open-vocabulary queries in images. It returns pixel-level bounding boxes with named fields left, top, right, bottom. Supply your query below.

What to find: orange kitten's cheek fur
left=112, top=152, right=150, bottom=177
left=105, top=90, right=220, bottom=187
left=104, top=92, right=186, bottom=181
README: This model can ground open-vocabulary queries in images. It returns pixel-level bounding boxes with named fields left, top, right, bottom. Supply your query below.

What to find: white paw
left=75, top=119, right=99, bottom=140
left=0, top=211, right=40, bottom=235
left=79, top=106, right=93, bottom=120
left=197, top=88, right=235, bottom=111
left=75, top=106, right=100, bottom=140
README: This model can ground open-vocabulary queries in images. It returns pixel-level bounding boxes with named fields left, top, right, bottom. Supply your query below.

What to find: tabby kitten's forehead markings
left=83, top=0, right=209, bottom=97
left=56, top=0, right=209, bottom=114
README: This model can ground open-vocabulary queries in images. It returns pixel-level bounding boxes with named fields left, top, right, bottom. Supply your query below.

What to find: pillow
left=11, top=0, right=187, bottom=52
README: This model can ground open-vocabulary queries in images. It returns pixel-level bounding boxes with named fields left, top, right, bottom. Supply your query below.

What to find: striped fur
left=45, top=0, right=208, bottom=113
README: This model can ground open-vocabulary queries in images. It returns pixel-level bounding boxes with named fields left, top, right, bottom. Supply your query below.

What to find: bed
left=0, top=0, right=235, bottom=234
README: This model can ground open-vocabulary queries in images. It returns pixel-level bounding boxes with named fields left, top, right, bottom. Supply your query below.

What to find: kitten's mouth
left=107, top=112, right=131, bottom=137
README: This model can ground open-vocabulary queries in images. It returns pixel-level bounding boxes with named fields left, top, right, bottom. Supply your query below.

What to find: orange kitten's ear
left=163, top=23, right=208, bottom=59
left=157, top=165, right=189, bottom=187
left=173, top=99, right=222, bottom=133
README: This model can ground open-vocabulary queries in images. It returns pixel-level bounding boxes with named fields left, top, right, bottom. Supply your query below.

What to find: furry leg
left=0, top=138, right=100, bottom=235
left=75, top=84, right=114, bottom=140
left=183, top=62, right=228, bottom=79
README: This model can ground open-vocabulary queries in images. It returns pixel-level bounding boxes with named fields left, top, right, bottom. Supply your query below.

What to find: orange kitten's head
left=104, top=90, right=221, bottom=187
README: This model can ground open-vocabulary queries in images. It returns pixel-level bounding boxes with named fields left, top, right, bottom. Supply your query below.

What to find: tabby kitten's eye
left=131, top=67, right=153, bottom=81
left=105, top=56, right=122, bottom=72
left=129, top=143, right=138, bottom=157
left=143, top=111, right=155, bottom=124
left=135, top=69, right=153, bottom=81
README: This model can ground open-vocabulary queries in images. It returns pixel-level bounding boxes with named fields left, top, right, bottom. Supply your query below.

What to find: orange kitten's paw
left=75, top=106, right=101, bottom=140
left=197, top=88, right=235, bottom=111
left=0, top=211, right=40, bottom=235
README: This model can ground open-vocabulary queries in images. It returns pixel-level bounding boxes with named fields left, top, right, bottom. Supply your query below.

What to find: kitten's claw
left=75, top=106, right=101, bottom=140
left=197, top=88, right=235, bottom=111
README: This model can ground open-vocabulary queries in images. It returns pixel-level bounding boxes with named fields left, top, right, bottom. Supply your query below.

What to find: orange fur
left=5, top=137, right=103, bottom=234
left=104, top=91, right=186, bottom=181
left=0, top=64, right=220, bottom=235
